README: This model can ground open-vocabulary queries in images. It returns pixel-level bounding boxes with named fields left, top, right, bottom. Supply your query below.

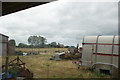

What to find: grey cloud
left=0, top=1, right=118, bottom=46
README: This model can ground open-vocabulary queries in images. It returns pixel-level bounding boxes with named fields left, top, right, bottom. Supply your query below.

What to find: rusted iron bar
left=18, top=57, right=24, bottom=64
left=8, top=58, right=17, bottom=64
left=9, top=63, right=25, bottom=66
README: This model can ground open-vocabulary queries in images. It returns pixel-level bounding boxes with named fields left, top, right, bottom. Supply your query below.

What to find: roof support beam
left=2, top=2, right=47, bottom=16
left=1, top=0, right=55, bottom=2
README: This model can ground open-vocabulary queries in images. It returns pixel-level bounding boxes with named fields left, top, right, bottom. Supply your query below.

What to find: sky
left=0, top=0, right=119, bottom=46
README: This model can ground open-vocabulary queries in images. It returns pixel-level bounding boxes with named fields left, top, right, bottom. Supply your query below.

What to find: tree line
left=16, top=35, right=74, bottom=48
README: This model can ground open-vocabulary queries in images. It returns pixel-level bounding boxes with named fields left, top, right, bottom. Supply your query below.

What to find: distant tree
left=56, top=43, right=65, bottom=48
left=28, top=45, right=34, bottom=48
left=68, top=46, right=75, bottom=49
left=44, top=44, right=50, bottom=48
left=65, top=46, right=69, bottom=48
left=18, top=43, right=28, bottom=48
left=41, top=36, right=47, bottom=48
left=28, top=36, right=47, bottom=48
left=50, top=42, right=57, bottom=48
left=59, top=44, right=64, bottom=48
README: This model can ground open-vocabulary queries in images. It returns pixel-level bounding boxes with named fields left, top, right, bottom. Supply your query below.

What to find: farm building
left=8, top=39, right=16, bottom=55
left=81, top=35, right=119, bottom=77
left=0, top=33, right=9, bottom=56
left=0, top=33, right=16, bottom=56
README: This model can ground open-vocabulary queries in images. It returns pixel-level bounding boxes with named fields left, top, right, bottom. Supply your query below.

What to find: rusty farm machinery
left=1, top=56, right=33, bottom=80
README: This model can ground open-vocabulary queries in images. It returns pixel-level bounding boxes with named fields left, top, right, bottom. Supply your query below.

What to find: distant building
left=0, top=33, right=9, bottom=56
left=8, top=39, right=16, bottom=55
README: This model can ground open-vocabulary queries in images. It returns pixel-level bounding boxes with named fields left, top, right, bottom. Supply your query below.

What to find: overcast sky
left=0, top=0, right=118, bottom=46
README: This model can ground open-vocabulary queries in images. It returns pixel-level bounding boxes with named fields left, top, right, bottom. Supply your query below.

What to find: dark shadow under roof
left=1, top=0, right=56, bottom=16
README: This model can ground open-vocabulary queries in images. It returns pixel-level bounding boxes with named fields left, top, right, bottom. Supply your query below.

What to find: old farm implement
left=50, top=44, right=82, bottom=60
left=2, top=56, right=33, bottom=80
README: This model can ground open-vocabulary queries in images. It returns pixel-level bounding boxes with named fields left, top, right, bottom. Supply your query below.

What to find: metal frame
left=95, top=35, right=101, bottom=63
left=92, top=62, right=118, bottom=70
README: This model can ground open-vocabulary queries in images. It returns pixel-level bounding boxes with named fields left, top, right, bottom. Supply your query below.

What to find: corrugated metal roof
left=0, top=33, right=9, bottom=38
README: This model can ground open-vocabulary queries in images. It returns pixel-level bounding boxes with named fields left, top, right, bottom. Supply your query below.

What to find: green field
left=2, top=48, right=111, bottom=78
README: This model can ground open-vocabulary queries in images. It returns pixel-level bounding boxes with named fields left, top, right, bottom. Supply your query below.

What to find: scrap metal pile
left=50, top=44, right=82, bottom=60
left=64, top=44, right=82, bottom=60
left=1, top=57, right=33, bottom=80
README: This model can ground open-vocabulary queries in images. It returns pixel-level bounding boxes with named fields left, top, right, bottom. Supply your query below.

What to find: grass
left=2, top=48, right=111, bottom=78
left=15, top=48, right=68, bottom=54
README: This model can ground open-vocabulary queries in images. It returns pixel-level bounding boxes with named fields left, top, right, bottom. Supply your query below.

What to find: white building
left=0, top=33, right=9, bottom=56
left=82, top=35, right=119, bottom=77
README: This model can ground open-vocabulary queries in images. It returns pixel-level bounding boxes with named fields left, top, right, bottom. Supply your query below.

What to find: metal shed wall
left=82, top=35, right=119, bottom=76
left=0, top=34, right=8, bottom=56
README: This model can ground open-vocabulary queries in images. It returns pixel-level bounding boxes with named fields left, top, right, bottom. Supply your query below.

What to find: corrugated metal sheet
left=82, top=35, right=119, bottom=77
left=0, top=33, right=8, bottom=56
left=83, top=36, right=98, bottom=43
left=98, top=36, right=114, bottom=44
